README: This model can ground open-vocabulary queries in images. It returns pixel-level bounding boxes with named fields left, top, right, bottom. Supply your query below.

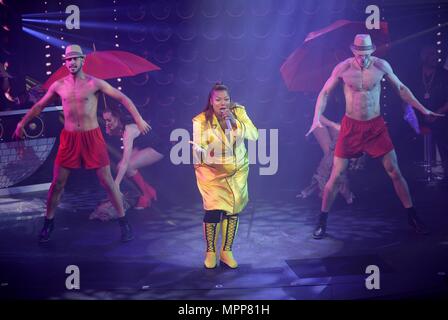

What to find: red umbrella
left=280, top=20, right=390, bottom=92
left=43, top=50, right=160, bottom=89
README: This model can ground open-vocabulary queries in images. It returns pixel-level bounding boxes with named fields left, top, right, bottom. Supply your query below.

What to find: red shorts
left=334, top=115, right=394, bottom=159
left=55, top=127, right=110, bottom=169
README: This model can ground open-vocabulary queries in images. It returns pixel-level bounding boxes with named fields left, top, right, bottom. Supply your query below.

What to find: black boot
left=313, top=212, right=328, bottom=240
left=38, top=218, right=54, bottom=243
left=407, top=208, right=429, bottom=235
left=118, top=217, right=134, bottom=242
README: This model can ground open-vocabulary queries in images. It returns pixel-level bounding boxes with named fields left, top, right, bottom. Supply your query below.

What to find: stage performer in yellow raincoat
left=192, top=83, right=258, bottom=269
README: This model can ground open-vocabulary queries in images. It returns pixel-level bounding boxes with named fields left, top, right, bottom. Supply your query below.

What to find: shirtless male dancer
left=306, top=35, right=444, bottom=239
left=13, top=45, right=150, bottom=243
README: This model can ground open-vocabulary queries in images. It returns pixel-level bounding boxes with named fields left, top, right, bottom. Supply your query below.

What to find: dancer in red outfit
left=307, top=35, right=444, bottom=239
left=13, top=45, right=150, bottom=243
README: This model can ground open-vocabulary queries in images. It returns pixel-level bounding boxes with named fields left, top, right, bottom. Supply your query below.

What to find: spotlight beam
left=22, top=26, right=70, bottom=48
left=389, top=22, right=448, bottom=48
left=22, top=23, right=116, bottom=49
left=22, top=7, right=129, bottom=19
left=22, top=18, right=147, bottom=32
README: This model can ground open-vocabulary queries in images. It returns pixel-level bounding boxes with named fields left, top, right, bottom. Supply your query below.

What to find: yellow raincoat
left=193, top=105, right=258, bottom=215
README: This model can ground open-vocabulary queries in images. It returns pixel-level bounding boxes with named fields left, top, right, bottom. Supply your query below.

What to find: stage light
left=23, top=18, right=142, bottom=32
left=23, top=26, right=67, bottom=47
left=117, top=78, right=121, bottom=82
left=2, top=25, right=9, bottom=31
left=46, top=71, right=52, bottom=75
left=45, top=62, right=51, bottom=66
left=24, top=22, right=111, bottom=48
left=45, top=54, right=50, bottom=57
left=22, top=18, right=65, bottom=26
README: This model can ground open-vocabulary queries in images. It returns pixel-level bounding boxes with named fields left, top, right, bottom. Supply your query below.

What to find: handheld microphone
left=221, top=109, right=232, bottom=131
left=225, top=118, right=232, bottom=131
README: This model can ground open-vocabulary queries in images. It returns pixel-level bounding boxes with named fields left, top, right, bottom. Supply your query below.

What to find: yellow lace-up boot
left=220, top=215, right=239, bottom=268
left=203, top=222, right=220, bottom=268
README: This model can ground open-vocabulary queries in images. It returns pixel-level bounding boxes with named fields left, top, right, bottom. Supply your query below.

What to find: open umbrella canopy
left=43, top=50, right=160, bottom=89
left=280, top=20, right=390, bottom=93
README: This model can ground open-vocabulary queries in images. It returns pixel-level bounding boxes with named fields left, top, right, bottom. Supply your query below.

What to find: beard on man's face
left=65, top=58, right=83, bottom=74
left=68, top=65, right=80, bottom=74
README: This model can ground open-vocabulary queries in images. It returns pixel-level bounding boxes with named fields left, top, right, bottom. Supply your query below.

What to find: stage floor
left=0, top=181, right=447, bottom=300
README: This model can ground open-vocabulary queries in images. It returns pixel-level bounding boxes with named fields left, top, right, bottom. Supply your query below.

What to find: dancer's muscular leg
left=46, top=165, right=71, bottom=219
left=381, top=150, right=413, bottom=208
left=321, top=156, right=350, bottom=212
left=96, top=165, right=125, bottom=217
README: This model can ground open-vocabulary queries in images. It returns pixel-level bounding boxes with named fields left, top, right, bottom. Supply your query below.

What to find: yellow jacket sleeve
left=233, top=105, right=259, bottom=141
